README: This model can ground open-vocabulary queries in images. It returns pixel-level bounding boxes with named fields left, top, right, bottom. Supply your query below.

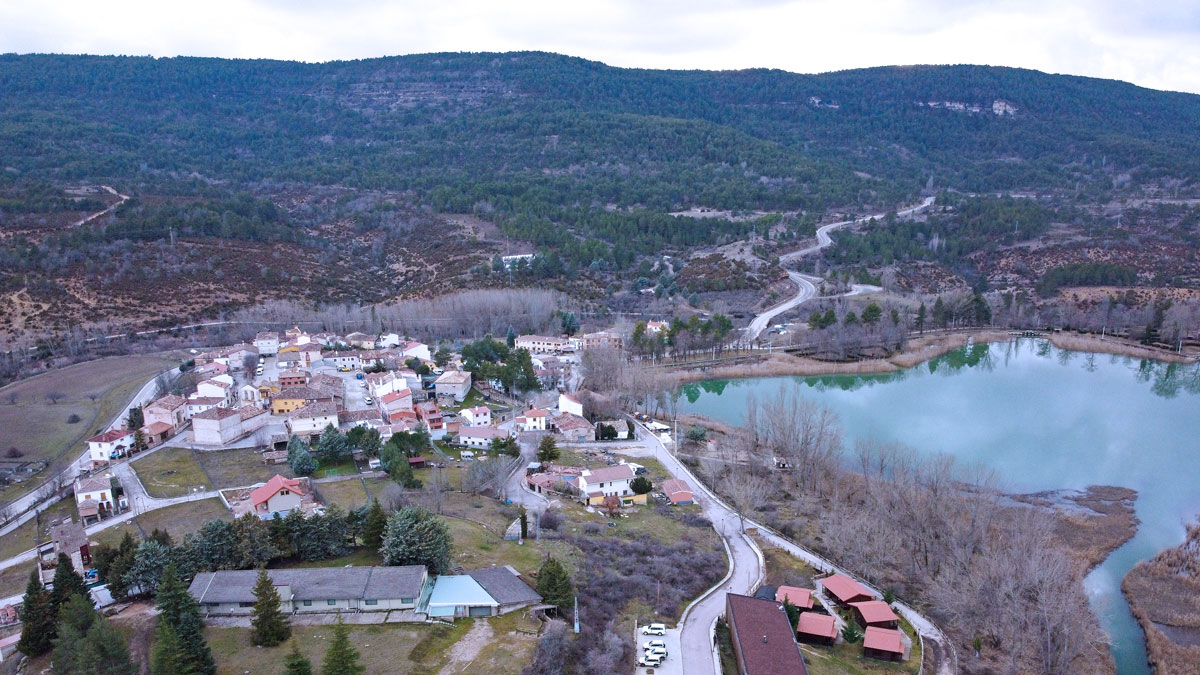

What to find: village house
left=514, top=334, right=572, bottom=354
left=434, top=370, right=472, bottom=402
left=646, top=320, right=668, bottom=334
left=191, top=405, right=269, bottom=446
left=461, top=405, right=491, bottom=426
left=662, top=478, right=695, bottom=505
left=594, top=420, right=630, bottom=440
left=250, top=474, right=306, bottom=518
left=850, top=601, right=900, bottom=629
left=189, top=565, right=429, bottom=615
left=195, top=374, right=236, bottom=407
left=401, top=341, right=432, bottom=362
left=238, top=384, right=261, bottom=405
left=74, top=473, right=123, bottom=524
left=139, top=421, right=174, bottom=448
left=378, top=333, right=401, bottom=349
left=821, top=574, right=873, bottom=607
left=557, top=392, right=583, bottom=418
left=776, top=586, right=814, bottom=610
left=185, top=396, right=225, bottom=419
left=458, top=426, right=511, bottom=450
left=308, top=373, right=346, bottom=407
left=515, top=408, right=548, bottom=432
left=569, top=331, right=623, bottom=351
left=378, top=389, right=415, bottom=423
left=271, top=385, right=334, bottom=415
left=862, top=627, right=905, bottom=662
left=325, top=351, right=361, bottom=371
left=574, top=463, right=645, bottom=506
left=553, top=413, right=595, bottom=442
left=415, top=400, right=444, bottom=437
left=343, top=332, right=376, bottom=350
left=294, top=343, right=323, bottom=368
left=42, top=518, right=91, bottom=579
left=194, top=361, right=229, bottom=378
left=397, top=368, right=423, bottom=393
left=85, top=429, right=132, bottom=467
left=795, top=612, right=838, bottom=646
left=254, top=331, right=280, bottom=355
left=337, top=409, right=382, bottom=433
left=285, top=402, right=339, bottom=441
left=278, top=368, right=311, bottom=387
left=366, top=371, right=401, bottom=398
left=724, top=593, right=809, bottom=675
left=144, top=394, right=188, bottom=434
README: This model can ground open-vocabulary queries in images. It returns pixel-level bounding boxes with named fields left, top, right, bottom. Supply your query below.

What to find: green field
left=312, top=478, right=370, bottom=510
left=131, top=448, right=212, bottom=498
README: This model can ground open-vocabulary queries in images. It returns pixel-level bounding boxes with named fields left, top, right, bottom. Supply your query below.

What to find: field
left=196, top=447, right=296, bottom=488
left=92, top=498, right=232, bottom=548
left=0, top=496, right=78, bottom=561
left=205, top=612, right=538, bottom=675
left=131, top=448, right=213, bottom=498
left=0, top=354, right=178, bottom=504
left=312, top=478, right=370, bottom=510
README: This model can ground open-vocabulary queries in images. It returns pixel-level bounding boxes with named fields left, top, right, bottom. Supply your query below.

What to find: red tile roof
left=142, top=421, right=173, bottom=435
left=796, top=612, right=837, bottom=640
left=850, top=601, right=899, bottom=625
left=193, top=406, right=239, bottom=421
left=776, top=586, right=814, bottom=609
left=863, top=627, right=904, bottom=654
left=87, top=429, right=133, bottom=444
left=661, top=478, right=694, bottom=504
left=725, top=594, right=808, bottom=675
left=250, top=475, right=304, bottom=507
left=821, top=574, right=872, bottom=604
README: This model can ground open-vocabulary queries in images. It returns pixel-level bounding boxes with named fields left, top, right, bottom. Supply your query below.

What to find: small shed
left=426, top=575, right=499, bottom=618
left=796, top=611, right=838, bottom=645
left=850, top=600, right=900, bottom=629
left=863, top=626, right=904, bottom=662
left=821, top=574, right=872, bottom=606
left=408, top=456, right=427, bottom=469
left=776, top=586, right=814, bottom=610
left=662, top=478, right=694, bottom=505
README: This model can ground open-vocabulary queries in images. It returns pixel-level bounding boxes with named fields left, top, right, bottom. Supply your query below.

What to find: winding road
left=744, top=196, right=936, bottom=342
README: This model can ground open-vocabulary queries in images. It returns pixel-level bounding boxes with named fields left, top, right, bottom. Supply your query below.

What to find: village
left=0, top=323, right=926, bottom=675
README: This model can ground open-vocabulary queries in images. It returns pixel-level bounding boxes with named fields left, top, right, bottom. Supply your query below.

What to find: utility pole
left=573, top=596, right=580, bottom=634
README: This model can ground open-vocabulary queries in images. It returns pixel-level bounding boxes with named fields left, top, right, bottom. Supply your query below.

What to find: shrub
left=539, top=510, right=563, bottom=532
left=5, top=447, right=22, bottom=458
left=66, top=414, right=81, bottom=424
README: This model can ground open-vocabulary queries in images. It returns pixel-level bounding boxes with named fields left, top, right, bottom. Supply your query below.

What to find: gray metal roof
left=466, top=566, right=542, bottom=606
left=188, top=566, right=427, bottom=604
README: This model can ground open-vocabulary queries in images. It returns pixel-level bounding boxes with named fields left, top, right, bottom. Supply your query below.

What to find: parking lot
left=632, top=621, right=682, bottom=675
left=252, top=355, right=373, bottom=411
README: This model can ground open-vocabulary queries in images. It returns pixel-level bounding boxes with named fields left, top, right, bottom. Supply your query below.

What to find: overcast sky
left=3, top=0, right=1199, bottom=94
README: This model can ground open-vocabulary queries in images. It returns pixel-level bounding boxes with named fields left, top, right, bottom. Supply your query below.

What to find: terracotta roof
left=381, top=390, right=412, bottom=404
left=560, top=392, right=580, bottom=404
left=339, top=410, right=381, bottom=423
left=662, top=478, right=693, bottom=497
left=435, top=370, right=471, bottom=385
left=725, top=594, right=807, bottom=675
left=146, top=394, right=186, bottom=412
left=188, top=396, right=225, bottom=406
left=468, top=406, right=489, bottom=415
left=554, top=413, right=594, bottom=432
left=796, top=612, right=837, bottom=639
left=193, top=406, right=239, bottom=421
left=239, top=405, right=267, bottom=421
left=87, top=429, right=132, bottom=444
left=75, top=475, right=112, bottom=494
left=250, top=475, right=304, bottom=507
left=198, top=377, right=232, bottom=389
left=255, top=331, right=278, bottom=340
left=142, top=421, right=173, bottom=435
left=776, top=586, right=814, bottom=609
left=288, top=401, right=338, bottom=419
left=821, top=574, right=872, bottom=604
left=863, top=627, right=904, bottom=654
left=525, top=408, right=548, bottom=418
left=850, top=601, right=899, bottom=625
left=77, top=500, right=99, bottom=517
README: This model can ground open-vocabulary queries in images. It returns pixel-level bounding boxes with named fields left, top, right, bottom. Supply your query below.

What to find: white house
left=515, top=408, right=548, bottom=432
left=196, top=374, right=236, bottom=407
left=325, top=351, right=361, bottom=371
left=239, top=384, right=261, bottom=405
left=74, top=473, right=123, bottom=524
left=434, top=370, right=472, bottom=402
left=250, top=475, right=306, bottom=518
left=188, top=566, right=430, bottom=615
left=458, top=426, right=511, bottom=450
left=515, top=335, right=572, bottom=354
left=186, top=396, right=224, bottom=419
left=285, top=402, right=339, bottom=441
left=575, top=463, right=642, bottom=506
left=254, top=331, right=280, bottom=356
left=191, top=406, right=269, bottom=446
left=85, top=429, right=133, bottom=466
left=366, top=371, right=401, bottom=399
left=378, top=333, right=401, bottom=349
left=144, top=394, right=188, bottom=434
left=461, top=406, right=491, bottom=427
left=558, top=392, right=584, bottom=418
left=378, top=389, right=414, bottom=423
left=401, top=341, right=432, bottom=362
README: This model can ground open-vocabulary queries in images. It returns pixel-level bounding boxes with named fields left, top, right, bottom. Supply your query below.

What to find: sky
left=3, top=0, right=1200, bottom=94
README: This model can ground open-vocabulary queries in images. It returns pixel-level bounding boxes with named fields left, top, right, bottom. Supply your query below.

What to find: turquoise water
left=675, top=339, right=1200, bottom=674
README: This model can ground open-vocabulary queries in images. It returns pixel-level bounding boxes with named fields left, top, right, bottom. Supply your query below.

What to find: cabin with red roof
left=850, top=600, right=900, bottom=629
left=863, top=626, right=905, bottom=662
left=251, top=475, right=305, bottom=518
left=795, top=611, right=837, bottom=646
left=775, top=586, right=814, bottom=610
left=820, top=574, right=872, bottom=606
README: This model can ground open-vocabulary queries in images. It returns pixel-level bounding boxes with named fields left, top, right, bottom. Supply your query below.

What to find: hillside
left=1, top=52, right=1199, bottom=340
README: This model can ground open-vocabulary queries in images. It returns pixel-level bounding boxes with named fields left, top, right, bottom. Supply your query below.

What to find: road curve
left=744, top=196, right=936, bottom=342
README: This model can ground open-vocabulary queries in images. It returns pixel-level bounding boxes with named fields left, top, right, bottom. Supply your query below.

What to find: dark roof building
left=466, top=566, right=542, bottom=610
left=724, top=593, right=808, bottom=675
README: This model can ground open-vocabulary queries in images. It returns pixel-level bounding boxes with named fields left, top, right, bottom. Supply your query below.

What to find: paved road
left=744, top=196, right=936, bottom=342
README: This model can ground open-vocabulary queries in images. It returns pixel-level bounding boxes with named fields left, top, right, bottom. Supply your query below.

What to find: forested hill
left=2, top=51, right=1199, bottom=212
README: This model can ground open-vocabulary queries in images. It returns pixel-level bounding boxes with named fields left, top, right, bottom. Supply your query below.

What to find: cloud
left=0, top=0, right=1198, bottom=93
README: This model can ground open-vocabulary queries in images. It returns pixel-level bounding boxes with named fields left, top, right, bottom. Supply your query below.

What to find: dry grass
left=1047, top=332, right=1193, bottom=363
left=131, top=448, right=212, bottom=498
left=92, top=497, right=231, bottom=548
left=313, top=478, right=370, bottom=510
left=0, top=496, right=77, bottom=561
left=0, top=354, right=177, bottom=503
left=0, top=560, right=37, bottom=598
left=196, top=446, right=295, bottom=489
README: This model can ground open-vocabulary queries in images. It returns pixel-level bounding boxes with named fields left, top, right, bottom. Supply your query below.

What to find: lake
left=674, top=339, right=1200, bottom=674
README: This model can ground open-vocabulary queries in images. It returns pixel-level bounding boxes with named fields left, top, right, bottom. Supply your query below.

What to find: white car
left=637, top=655, right=663, bottom=668
left=364, top=397, right=374, bottom=405
left=642, top=640, right=667, bottom=652
left=641, top=623, right=666, bottom=636
left=645, top=647, right=667, bottom=659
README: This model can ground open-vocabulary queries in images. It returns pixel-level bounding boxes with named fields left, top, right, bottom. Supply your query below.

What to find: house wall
left=146, top=406, right=186, bottom=432
left=260, top=491, right=302, bottom=515
left=436, top=380, right=471, bottom=402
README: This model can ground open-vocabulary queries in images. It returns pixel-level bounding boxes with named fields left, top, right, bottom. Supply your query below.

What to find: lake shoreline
left=661, top=329, right=1194, bottom=385
left=1121, top=527, right=1200, bottom=673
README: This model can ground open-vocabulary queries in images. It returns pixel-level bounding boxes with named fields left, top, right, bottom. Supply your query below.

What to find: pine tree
left=362, top=500, right=387, bottom=550
left=534, top=558, right=573, bottom=614
left=49, top=552, right=90, bottom=615
left=251, top=567, right=291, bottom=647
left=320, top=617, right=364, bottom=675
left=380, top=506, right=451, bottom=574
left=53, top=594, right=97, bottom=672
left=156, top=564, right=216, bottom=675
left=150, top=621, right=191, bottom=675
left=77, top=615, right=135, bottom=675
left=18, top=568, right=55, bottom=656
left=536, top=436, right=559, bottom=462
left=284, top=641, right=314, bottom=675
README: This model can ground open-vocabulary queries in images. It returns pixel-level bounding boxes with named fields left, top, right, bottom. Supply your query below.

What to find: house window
left=365, top=599, right=378, bottom=606
left=327, top=599, right=337, bottom=606
left=303, top=600, right=312, bottom=606
left=100, top=492, right=107, bottom=501
left=239, top=602, right=254, bottom=608
left=401, top=597, right=414, bottom=604
left=280, top=489, right=289, bottom=495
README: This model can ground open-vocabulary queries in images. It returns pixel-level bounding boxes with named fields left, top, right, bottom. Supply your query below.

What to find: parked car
left=645, top=647, right=667, bottom=659
left=642, top=640, right=667, bottom=651
left=338, top=366, right=351, bottom=372
left=364, top=397, right=374, bottom=405
left=641, top=623, right=666, bottom=636
left=637, top=654, right=663, bottom=668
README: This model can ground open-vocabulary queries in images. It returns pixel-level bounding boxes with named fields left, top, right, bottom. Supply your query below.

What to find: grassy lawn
left=0, top=354, right=178, bottom=505
left=312, top=458, right=358, bottom=479
left=801, top=641, right=920, bottom=675
left=756, top=537, right=820, bottom=589
left=131, top=448, right=212, bottom=498
left=0, top=496, right=77, bottom=561
left=0, top=558, right=37, bottom=598
left=204, top=614, right=537, bottom=675
left=313, top=478, right=369, bottom=510
left=195, top=447, right=294, bottom=489
left=272, top=548, right=382, bottom=569
left=92, top=498, right=231, bottom=548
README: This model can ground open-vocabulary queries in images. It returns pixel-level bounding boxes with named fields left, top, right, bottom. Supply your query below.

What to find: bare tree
left=4, top=392, right=17, bottom=405
left=723, top=460, right=770, bottom=533
left=462, top=456, right=518, bottom=498
left=45, top=391, right=65, bottom=404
